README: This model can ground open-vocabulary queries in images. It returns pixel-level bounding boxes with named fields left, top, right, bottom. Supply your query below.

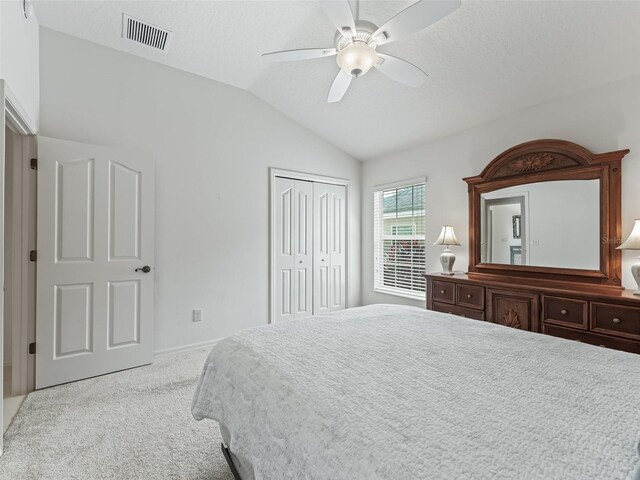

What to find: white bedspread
left=192, top=304, right=640, bottom=480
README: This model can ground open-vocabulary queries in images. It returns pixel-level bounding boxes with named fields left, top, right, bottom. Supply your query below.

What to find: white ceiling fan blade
left=262, top=48, right=337, bottom=63
left=375, top=54, right=428, bottom=87
left=321, top=0, right=356, bottom=37
left=327, top=70, right=352, bottom=103
left=372, top=0, right=461, bottom=46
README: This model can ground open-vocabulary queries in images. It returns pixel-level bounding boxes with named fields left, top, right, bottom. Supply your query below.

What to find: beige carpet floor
left=0, top=349, right=234, bottom=480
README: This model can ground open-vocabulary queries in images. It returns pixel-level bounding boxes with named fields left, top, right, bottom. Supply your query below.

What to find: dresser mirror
left=465, top=139, right=630, bottom=289
left=480, top=179, right=600, bottom=270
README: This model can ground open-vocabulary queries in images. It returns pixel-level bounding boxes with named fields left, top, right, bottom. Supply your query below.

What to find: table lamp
left=434, top=225, right=461, bottom=275
left=617, top=219, right=640, bottom=295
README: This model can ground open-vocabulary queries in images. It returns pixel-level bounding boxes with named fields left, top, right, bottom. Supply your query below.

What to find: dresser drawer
left=431, top=280, right=455, bottom=304
left=591, top=303, right=640, bottom=341
left=432, top=302, right=485, bottom=321
left=456, top=284, right=485, bottom=310
left=544, top=324, right=640, bottom=355
left=543, top=296, right=588, bottom=330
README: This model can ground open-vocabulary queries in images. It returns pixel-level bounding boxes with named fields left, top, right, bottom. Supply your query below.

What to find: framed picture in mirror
left=512, top=215, right=521, bottom=239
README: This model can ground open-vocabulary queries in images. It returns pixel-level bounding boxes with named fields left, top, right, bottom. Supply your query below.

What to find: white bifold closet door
left=313, top=182, right=346, bottom=315
left=274, top=177, right=313, bottom=321
left=273, top=177, right=346, bottom=322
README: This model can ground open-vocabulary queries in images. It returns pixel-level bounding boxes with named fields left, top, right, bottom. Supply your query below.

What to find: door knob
left=135, top=266, right=151, bottom=273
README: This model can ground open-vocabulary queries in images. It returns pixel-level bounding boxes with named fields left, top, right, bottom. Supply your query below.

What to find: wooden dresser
left=425, top=273, right=640, bottom=354
left=427, top=139, right=638, bottom=354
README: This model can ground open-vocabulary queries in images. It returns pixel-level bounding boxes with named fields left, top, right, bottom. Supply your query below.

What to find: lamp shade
left=336, top=42, right=379, bottom=77
left=434, top=225, right=461, bottom=246
left=618, top=219, right=640, bottom=250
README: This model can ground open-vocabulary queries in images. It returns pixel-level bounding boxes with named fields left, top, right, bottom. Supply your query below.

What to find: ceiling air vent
left=122, top=14, right=172, bottom=51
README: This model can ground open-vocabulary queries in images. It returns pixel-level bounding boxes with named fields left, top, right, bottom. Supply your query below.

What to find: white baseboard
left=153, top=338, right=221, bottom=360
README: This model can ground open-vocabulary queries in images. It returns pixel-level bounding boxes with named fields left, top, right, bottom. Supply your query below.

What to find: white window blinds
left=373, top=180, right=426, bottom=298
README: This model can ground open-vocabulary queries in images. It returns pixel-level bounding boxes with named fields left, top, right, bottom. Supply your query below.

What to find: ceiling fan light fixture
left=261, top=0, right=461, bottom=102
left=336, top=42, right=378, bottom=77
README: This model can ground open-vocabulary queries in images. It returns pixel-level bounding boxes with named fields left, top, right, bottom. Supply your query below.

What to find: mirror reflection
left=480, top=179, right=600, bottom=270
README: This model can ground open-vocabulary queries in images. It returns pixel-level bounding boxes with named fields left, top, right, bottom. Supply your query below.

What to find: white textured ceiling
left=33, top=1, right=640, bottom=160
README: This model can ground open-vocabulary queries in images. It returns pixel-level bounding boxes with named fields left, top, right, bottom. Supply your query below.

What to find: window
left=373, top=180, right=426, bottom=299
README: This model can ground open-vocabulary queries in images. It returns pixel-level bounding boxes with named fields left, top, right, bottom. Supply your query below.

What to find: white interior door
left=273, top=177, right=312, bottom=322
left=313, top=183, right=346, bottom=314
left=36, top=137, right=154, bottom=389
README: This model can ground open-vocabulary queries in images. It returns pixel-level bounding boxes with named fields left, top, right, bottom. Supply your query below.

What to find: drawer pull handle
left=467, top=294, right=473, bottom=299
left=612, top=317, right=621, bottom=324
left=560, top=309, right=568, bottom=315
left=440, top=290, right=446, bottom=294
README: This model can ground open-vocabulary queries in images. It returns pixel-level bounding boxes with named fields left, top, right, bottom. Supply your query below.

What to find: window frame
left=373, top=177, right=427, bottom=301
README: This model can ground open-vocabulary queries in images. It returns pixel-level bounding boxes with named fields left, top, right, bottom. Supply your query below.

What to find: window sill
left=373, top=287, right=426, bottom=302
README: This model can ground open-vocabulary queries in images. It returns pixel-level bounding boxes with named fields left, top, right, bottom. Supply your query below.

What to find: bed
left=191, top=304, right=640, bottom=480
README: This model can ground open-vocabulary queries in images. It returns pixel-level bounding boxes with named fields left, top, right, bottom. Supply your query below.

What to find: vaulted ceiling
left=33, top=1, right=640, bottom=160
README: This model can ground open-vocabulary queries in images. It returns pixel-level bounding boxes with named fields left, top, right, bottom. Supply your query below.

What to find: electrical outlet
left=193, top=309, right=203, bottom=322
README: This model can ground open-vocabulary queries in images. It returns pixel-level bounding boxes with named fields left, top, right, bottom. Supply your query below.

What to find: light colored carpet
left=0, top=349, right=234, bottom=480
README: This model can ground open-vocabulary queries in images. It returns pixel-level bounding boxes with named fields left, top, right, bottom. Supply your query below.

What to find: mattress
left=192, top=304, right=640, bottom=479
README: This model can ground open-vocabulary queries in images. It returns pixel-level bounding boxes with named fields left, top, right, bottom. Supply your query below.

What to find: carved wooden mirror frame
left=464, top=139, right=630, bottom=290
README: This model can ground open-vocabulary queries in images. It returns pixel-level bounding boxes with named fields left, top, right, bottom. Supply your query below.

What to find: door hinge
left=30, top=158, right=38, bottom=170
left=29, top=250, right=37, bottom=262
left=28, top=342, right=36, bottom=355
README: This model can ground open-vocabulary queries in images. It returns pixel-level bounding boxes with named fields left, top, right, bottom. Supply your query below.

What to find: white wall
left=38, top=28, right=361, bottom=353
left=0, top=0, right=39, bottom=130
left=362, top=73, right=640, bottom=308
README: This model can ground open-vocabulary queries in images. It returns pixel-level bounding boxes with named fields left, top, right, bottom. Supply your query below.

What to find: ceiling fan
left=262, top=0, right=461, bottom=103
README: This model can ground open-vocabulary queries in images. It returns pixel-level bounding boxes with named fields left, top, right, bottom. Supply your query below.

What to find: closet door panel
left=274, top=177, right=296, bottom=322
left=294, top=181, right=313, bottom=317
left=313, top=184, right=331, bottom=315
left=329, top=184, right=346, bottom=311
left=313, top=183, right=347, bottom=314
